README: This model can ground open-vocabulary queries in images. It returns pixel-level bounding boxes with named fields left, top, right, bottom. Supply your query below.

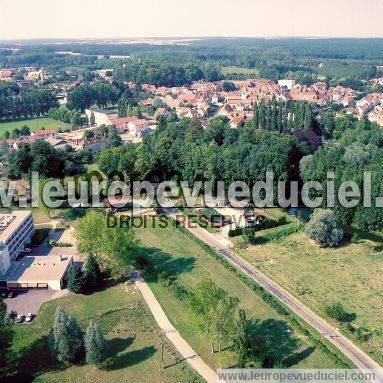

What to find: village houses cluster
left=3, top=64, right=383, bottom=156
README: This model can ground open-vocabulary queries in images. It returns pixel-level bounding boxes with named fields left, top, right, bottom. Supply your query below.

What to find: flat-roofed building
left=7, top=255, right=73, bottom=290
left=0, top=211, right=34, bottom=276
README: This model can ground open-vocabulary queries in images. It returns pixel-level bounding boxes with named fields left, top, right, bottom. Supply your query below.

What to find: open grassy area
left=0, top=117, right=71, bottom=138
left=234, top=220, right=383, bottom=365
left=135, top=217, right=343, bottom=370
left=221, top=66, right=260, bottom=77
left=6, top=283, right=201, bottom=383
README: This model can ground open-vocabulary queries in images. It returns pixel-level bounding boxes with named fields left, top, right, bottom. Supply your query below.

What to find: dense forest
left=1, top=38, right=382, bottom=86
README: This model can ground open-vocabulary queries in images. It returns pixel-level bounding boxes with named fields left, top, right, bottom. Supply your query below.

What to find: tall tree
left=190, top=278, right=238, bottom=364
left=68, top=264, right=84, bottom=294
left=234, top=309, right=248, bottom=367
left=253, top=104, right=259, bottom=129
left=75, top=210, right=138, bottom=273
left=48, top=307, right=84, bottom=365
left=84, top=320, right=107, bottom=367
left=83, top=253, right=102, bottom=292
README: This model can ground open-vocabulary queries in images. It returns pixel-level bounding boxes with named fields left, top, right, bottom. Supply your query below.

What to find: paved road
left=175, top=214, right=383, bottom=373
left=131, top=270, right=217, bottom=383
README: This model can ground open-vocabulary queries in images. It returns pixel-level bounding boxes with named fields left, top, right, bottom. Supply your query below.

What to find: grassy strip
left=169, top=217, right=354, bottom=368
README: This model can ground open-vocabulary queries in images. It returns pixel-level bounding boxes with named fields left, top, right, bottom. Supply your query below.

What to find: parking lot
left=4, top=289, right=68, bottom=316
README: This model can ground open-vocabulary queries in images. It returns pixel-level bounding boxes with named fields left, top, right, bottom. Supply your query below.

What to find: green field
left=0, top=117, right=71, bottom=138
left=221, top=66, right=260, bottom=76
left=135, top=218, right=344, bottom=370
left=6, top=283, right=200, bottom=382
left=234, top=219, right=383, bottom=365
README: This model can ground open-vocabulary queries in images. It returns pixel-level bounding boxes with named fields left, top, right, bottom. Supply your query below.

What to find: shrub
left=306, top=209, right=343, bottom=247
left=351, top=233, right=360, bottom=243
left=355, top=326, right=373, bottom=342
left=228, top=227, right=243, bottom=237
left=243, top=226, right=256, bottom=244
left=325, top=302, right=349, bottom=322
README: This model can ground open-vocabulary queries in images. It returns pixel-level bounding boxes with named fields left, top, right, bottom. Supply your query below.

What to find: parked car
left=7, top=291, right=17, bottom=298
left=15, top=315, right=25, bottom=323
left=0, top=290, right=8, bottom=298
left=21, top=248, right=32, bottom=253
left=25, top=313, right=34, bottom=322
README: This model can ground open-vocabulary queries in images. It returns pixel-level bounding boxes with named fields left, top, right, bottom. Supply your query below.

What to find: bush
left=243, top=226, right=256, bottom=244
left=306, top=209, right=343, bottom=247
left=228, top=227, right=243, bottom=237
left=325, top=302, right=349, bottom=322
left=351, top=233, right=360, bottom=243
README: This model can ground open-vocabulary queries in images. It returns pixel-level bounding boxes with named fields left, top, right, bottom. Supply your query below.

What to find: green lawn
left=135, top=217, right=343, bottom=370
left=234, top=220, right=383, bottom=365
left=221, top=66, right=260, bottom=76
left=0, top=117, right=71, bottom=138
left=6, top=283, right=201, bottom=383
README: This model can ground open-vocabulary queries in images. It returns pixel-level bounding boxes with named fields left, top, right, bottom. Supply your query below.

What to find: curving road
left=175, top=213, right=383, bottom=373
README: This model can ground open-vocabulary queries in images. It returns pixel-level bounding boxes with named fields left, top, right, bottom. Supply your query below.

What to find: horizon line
left=2, top=35, right=383, bottom=43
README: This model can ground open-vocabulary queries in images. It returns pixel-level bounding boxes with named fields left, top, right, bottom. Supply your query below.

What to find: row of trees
left=67, top=82, right=119, bottom=111
left=47, top=106, right=85, bottom=128
left=49, top=307, right=107, bottom=367
left=0, top=86, right=58, bottom=120
left=113, top=62, right=221, bottom=87
left=191, top=279, right=241, bottom=367
left=253, top=99, right=314, bottom=133
left=190, top=278, right=299, bottom=368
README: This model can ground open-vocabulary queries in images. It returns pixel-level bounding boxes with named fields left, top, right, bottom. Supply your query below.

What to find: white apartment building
left=0, top=211, right=35, bottom=276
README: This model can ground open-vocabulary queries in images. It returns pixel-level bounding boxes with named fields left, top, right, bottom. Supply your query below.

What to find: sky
left=1, top=0, right=383, bottom=40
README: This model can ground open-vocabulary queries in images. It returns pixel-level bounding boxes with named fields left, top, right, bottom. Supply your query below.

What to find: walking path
left=131, top=270, right=217, bottom=383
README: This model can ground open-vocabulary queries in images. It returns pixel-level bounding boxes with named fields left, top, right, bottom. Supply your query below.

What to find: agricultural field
left=135, top=217, right=346, bottom=370
left=234, top=218, right=383, bottom=365
left=0, top=117, right=71, bottom=138
left=6, top=283, right=200, bottom=383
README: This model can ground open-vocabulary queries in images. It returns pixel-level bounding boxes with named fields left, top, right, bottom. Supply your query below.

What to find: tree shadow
left=107, top=337, right=135, bottom=357
left=5, top=334, right=59, bottom=382
left=282, top=346, right=315, bottom=367
left=105, top=346, right=156, bottom=371
left=247, top=319, right=301, bottom=367
left=341, top=312, right=357, bottom=323
left=135, top=247, right=195, bottom=282
left=253, top=236, right=269, bottom=245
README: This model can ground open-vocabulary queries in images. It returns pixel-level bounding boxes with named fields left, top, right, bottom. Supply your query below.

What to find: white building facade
left=0, top=211, right=35, bottom=276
